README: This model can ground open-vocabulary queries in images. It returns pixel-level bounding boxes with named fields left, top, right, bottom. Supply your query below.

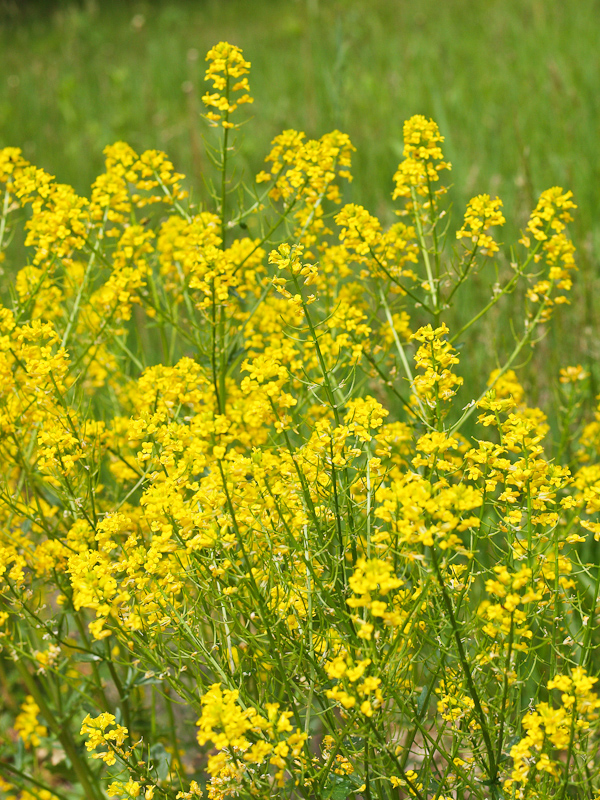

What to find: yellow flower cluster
left=436, top=669, right=478, bottom=729
left=334, top=203, right=418, bottom=283
left=91, top=141, right=187, bottom=222
left=202, top=41, right=254, bottom=127
left=505, top=668, right=600, bottom=795
left=521, top=186, right=577, bottom=318
left=108, top=778, right=154, bottom=799
left=14, top=696, right=47, bottom=749
left=478, top=565, right=535, bottom=647
left=196, top=684, right=306, bottom=786
left=257, top=128, right=354, bottom=247
left=456, top=193, right=505, bottom=255
left=80, top=713, right=129, bottom=766
left=411, top=323, right=463, bottom=407
left=325, top=654, right=383, bottom=716
left=392, top=114, right=451, bottom=201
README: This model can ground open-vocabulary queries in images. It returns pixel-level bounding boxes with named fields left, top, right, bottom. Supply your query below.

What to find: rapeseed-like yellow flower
left=456, top=193, right=505, bottom=255
left=393, top=114, right=451, bottom=201
left=14, top=696, right=47, bottom=748
left=202, top=42, right=253, bottom=128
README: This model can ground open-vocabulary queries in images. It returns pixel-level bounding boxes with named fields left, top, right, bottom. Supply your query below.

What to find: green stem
left=411, top=186, right=437, bottom=314
left=0, top=187, right=10, bottom=252
left=450, top=238, right=544, bottom=344
left=430, top=546, right=497, bottom=782
left=449, top=295, right=552, bottom=436
left=557, top=699, right=579, bottom=800
left=13, top=659, right=104, bottom=800
left=494, top=613, right=515, bottom=767
left=62, top=219, right=105, bottom=349
left=378, top=284, right=428, bottom=423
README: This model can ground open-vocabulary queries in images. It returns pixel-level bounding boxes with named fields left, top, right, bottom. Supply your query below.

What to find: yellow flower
left=392, top=115, right=451, bottom=201
left=559, top=364, right=587, bottom=384
left=80, top=712, right=129, bottom=766
left=14, top=696, right=47, bottom=748
left=456, top=194, right=505, bottom=255
left=202, top=42, right=253, bottom=128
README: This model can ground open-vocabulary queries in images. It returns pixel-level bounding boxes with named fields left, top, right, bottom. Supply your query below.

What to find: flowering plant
left=0, top=41, right=598, bottom=800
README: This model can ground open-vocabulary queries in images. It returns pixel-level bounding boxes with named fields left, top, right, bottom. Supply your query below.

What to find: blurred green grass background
left=2, top=0, right=598, bottom=229
left=1, top=0, right=599, bottom=404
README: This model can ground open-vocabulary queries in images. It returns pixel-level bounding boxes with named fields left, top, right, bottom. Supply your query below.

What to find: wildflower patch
left=0, top=40, right=598, bottom=800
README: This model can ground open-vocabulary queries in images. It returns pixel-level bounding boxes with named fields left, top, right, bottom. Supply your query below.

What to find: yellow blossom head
left=456, top=194, right=505, bottom=255
left=392, top=115, right=451, bottom=201
left=202, top=41, right=253, bottom=128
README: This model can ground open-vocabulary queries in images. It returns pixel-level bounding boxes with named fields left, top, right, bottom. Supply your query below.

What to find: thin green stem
left=430, top=546, right=497, bottom=782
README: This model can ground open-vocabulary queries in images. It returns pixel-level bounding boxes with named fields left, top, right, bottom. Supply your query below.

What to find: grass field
left=2, top=1, right=599, bottom=229
left=1, top=0, right=599, bottom=401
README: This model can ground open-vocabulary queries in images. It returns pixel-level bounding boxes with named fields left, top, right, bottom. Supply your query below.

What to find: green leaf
left=324, top=776, right=356, bottom=800
left=417, top=683, right=430, bottom=718
left=330, top=785, right=351, bottom=800
left=150, top=742, right=171, bottom=782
